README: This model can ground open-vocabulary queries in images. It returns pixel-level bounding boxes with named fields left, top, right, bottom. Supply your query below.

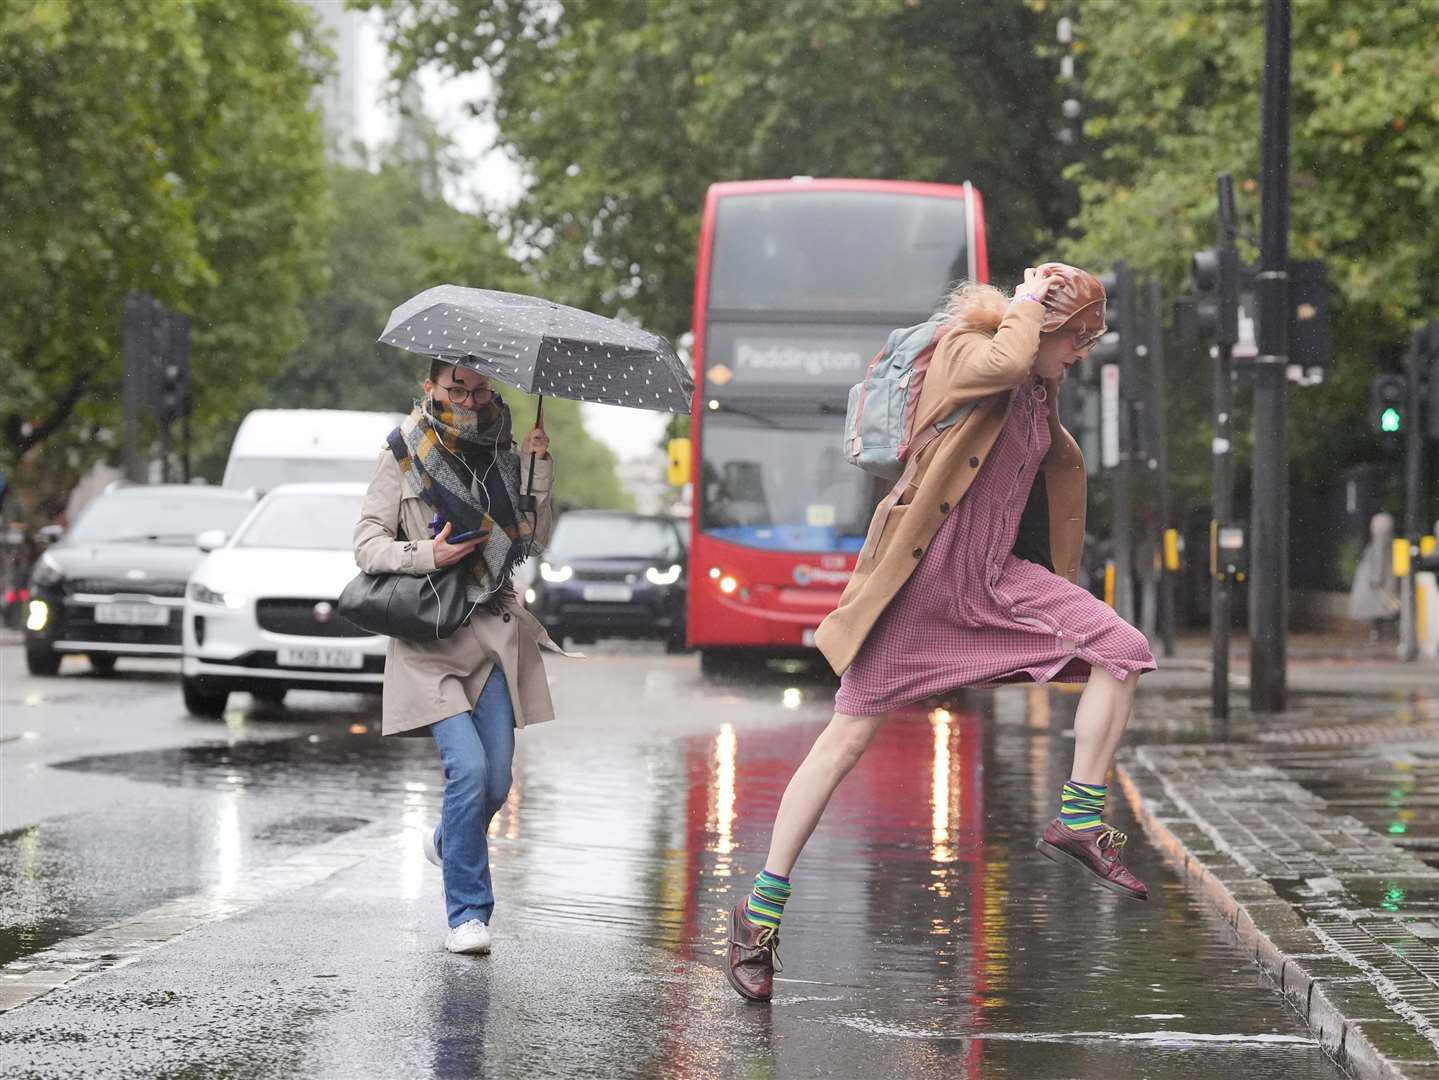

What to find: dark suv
left=25, top=484, right=255, bottom=675
left=527, top=511, right=688, bottom=651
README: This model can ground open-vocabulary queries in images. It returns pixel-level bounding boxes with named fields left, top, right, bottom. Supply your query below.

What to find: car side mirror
left=196, top=529, right=227, bottom=553
left=35, top=524, right=65, bottom=546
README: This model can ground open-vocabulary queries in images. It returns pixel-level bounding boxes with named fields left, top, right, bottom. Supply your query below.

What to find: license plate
left=94, top=603, right=170, bottom=626
left=276, top=646, right=363, bottom=670
left=582, top=584, right=633, bottom=603
left=802, top=628, right=818, bottom=647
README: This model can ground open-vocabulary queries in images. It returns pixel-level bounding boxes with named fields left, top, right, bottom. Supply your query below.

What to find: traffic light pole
left=1148, top=279, right=1176, bottom=658
left=1113, top=262, right=1137, bottom=625
left=1250, top=0, right=1291, bottom=712
left=1399, top=327, right=1426, bottom=660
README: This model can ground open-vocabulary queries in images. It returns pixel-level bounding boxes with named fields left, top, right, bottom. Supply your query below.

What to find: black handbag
left=339, top=523, right=474, bottom=642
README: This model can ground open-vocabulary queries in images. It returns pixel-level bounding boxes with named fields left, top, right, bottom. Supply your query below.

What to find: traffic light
left=1371, top=373, right=1406, bottom=434
left=1190, top=246, right=1239, bottom=346
left=1423, top=321, right=1439, bottom=440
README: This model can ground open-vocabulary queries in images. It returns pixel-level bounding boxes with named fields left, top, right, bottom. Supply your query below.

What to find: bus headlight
left=646, top=564, right=682, bottom=586
left=26, top=600, right=50, bottom=632
left=718, top=574, right=739, bottom=595
left=540, top=562, right=573, bottom=583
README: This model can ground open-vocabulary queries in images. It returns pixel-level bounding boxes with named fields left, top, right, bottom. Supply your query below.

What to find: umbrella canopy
left=379, top=285, right=692, bottom=413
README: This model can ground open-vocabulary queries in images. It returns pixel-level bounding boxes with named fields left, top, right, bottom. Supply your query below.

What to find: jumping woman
left=726, top=264, right=1156, bottom=1002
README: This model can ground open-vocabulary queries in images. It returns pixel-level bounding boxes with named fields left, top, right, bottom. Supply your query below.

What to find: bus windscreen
left=699, top=415, right=873, bottom=553
left=708, top=192, right=969, bottom=314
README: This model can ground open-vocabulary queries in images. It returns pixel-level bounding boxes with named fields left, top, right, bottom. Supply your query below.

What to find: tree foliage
left=1055, top=0, right=1439, bottom=498
left=368, top=0, right=1074, bottom=341
left=266, top=154, right=631, bottom=511
left=0, top=0, right=330, bottom=488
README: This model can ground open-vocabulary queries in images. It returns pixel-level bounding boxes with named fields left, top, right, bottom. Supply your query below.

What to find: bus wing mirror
left=667, top=438, right=691, bottom=487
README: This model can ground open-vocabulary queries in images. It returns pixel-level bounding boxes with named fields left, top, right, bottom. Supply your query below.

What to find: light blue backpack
left=843, top=317, right=976, bottom=483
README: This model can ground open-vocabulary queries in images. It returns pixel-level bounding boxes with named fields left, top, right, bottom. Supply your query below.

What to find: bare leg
left=1068, top=669, right=1140, bottom=786
left=762, top=712, right=886, bottom=877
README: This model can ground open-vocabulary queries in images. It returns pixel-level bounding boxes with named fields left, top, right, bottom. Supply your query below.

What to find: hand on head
left=1017, top=265, right=1058, bottom=304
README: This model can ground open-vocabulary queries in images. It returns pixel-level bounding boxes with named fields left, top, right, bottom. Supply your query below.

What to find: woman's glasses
left=437, top=379, right=493, bottom=405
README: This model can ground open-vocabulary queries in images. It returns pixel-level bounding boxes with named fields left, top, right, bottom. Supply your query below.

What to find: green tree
left=264, top=149, right=631, bottom=511
left=367, top=0, right=1073, bottom=341
left=0, top=0, right=330, bottom=500
left=1053, top=0, right=1439, bottom=512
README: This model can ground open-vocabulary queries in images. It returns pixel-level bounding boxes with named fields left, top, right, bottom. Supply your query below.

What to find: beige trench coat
left=814, top=300, right=1087, bottom=676
left=354, top=448, right=566, bottom=736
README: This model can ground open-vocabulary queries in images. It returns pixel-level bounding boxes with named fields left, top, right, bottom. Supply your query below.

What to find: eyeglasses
left=437, top=379, right=493, bottom=405
left=1071, top=325, right=1108, bottom=351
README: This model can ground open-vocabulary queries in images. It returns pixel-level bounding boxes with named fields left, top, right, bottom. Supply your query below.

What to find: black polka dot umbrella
left=379, top=285, right=693, bottom=414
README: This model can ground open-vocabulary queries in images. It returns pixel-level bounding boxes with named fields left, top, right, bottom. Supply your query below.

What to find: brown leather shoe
left=1035, top=817, right=1149, bottom=901
left=726, top=902, right=782, bottom=1001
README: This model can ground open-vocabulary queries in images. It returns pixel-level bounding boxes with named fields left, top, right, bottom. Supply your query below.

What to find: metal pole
left=1212, top=173, right=1240, bottom=728
left=1149, top=279, right=1176, bottom=658
left=1250, top=0, right=1291, bottom=712
left=1113, top=262, right=1136, bottom=624
left=121, top=293, right=148, bottom=484
left=1399, top=328, right=1425, bottom=660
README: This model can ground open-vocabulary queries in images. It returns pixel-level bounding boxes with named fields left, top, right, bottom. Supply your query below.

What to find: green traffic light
left=1380, top=406, right=1402, bottom=433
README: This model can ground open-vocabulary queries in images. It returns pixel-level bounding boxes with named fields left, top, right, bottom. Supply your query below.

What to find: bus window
left=709, top=192, right=969, bottom=315
left=700, top=416, right=871, bottom=553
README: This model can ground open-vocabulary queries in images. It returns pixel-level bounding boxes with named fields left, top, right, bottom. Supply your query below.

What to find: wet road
left=0, top=644, right=1344, bottom=1078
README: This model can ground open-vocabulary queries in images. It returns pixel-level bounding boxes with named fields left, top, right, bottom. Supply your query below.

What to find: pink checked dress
left=835, top=377, right=1156, bottom=714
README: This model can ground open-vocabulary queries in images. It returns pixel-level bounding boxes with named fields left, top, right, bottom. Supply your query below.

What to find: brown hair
left=939, top=280, right=1010, bottom=334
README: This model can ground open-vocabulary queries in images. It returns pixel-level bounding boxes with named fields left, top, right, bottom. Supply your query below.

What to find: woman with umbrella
left=354, top=358, right=559, bottom=955
left=356, top=285, right=692, bottom=955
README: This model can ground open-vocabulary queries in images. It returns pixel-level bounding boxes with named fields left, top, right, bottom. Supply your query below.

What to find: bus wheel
left=699, top=648, right=741, bottom=677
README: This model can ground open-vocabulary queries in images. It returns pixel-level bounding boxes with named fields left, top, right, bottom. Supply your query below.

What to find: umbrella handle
left=520, top=394, right=544, bottom=516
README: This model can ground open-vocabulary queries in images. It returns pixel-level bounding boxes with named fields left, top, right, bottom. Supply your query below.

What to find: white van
left=221, top=409, right=404, bottom=492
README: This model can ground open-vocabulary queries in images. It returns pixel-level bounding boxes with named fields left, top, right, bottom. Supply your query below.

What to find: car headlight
left=539, top=562, right=573, bottom=583
left=645, top=564, right=682, bottom=586
left=189, top=582, right=246, bottom=609
left=31, top=552, right=63, bottom=587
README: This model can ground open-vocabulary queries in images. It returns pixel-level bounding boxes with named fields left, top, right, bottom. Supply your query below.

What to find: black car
left=527, top=511, right=688, bottom=651
left=25, top=484, right=255, bottom=676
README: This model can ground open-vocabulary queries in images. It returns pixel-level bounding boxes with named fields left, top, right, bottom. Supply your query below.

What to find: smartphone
left=429, top=513, right=484, bottom=544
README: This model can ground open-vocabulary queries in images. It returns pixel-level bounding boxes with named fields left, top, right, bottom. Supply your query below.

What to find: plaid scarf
left=388, top=395, right=533, bottom=606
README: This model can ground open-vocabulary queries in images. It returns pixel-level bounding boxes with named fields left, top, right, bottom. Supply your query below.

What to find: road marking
left=0, top=821, right=399, bottom=1013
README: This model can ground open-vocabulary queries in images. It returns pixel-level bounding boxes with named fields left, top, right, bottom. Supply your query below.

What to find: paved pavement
left=1119, top=694, right=1439, bottom=1078
left=0, top=642, right=1353, bottom=1079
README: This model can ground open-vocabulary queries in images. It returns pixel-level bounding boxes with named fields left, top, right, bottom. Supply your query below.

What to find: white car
left=181, top=482, right=386, bottom=718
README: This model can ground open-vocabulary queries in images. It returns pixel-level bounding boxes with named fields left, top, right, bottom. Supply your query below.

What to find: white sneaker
left=422, top=829, right=442, bottom=868
left=445, top=919, right=491, bottom=955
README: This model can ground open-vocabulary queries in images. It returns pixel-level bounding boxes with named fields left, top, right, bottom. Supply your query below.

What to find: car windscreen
left=699, top=414, right=875, bottom=553
left=546, top=516, right=684, bottom=563
left=224, top=457, right=377, bottom=492
left=708, top=191, right=968, bottom=314
left=67, top=491, right=253, bottom=546
left=234, top=493, right=364, bottom=551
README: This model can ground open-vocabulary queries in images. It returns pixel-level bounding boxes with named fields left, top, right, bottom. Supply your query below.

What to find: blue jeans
left=430, top=668, right=516, bottom=928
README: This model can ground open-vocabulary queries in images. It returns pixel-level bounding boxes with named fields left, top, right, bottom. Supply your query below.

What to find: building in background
left=301, top=0, right=366, bottom=164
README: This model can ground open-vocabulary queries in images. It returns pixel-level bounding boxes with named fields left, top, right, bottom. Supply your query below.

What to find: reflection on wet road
left=0, top=649, right=1347, bottom=1078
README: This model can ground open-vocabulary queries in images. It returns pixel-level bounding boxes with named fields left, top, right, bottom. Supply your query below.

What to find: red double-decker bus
left=684, top=178, right=989, bottom=674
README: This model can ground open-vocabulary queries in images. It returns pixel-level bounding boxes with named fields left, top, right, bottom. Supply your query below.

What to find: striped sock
left=1059, top=780, right=1107, bottom=831
left=745, top=869, right=792, bottom=930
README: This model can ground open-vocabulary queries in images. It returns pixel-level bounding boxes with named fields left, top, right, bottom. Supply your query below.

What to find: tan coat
left=354, top=449, right=566, bottom=736
left=814, top=300, right=1087, bottom=676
